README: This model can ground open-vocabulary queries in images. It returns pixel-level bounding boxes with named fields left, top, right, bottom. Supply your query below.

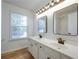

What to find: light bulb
left=42, top=8, right=45, bottom=11
left=45, top=6, right=47, bottom=9
left=45, top=5, right=49, bottom=9
left=56, top=0, right=60, bottom=2
left=51, top=2, right=54, bottom=6
left=39, top=10, right=42, bottom=13
left=38, top=12, right=39, bottom=14
left=36, top=13, right=38, bottom=15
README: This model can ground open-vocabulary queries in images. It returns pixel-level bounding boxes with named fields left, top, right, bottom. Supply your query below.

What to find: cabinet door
left=61, top=54, right=72, bottom=59
left=28, top=39, right=33, bottom=54
left=28, top=39, right=39, bottom=59
left=32, top=43, right=39, bottom=59
left=39, top=45, right=47, bottom=59
left=45, top=54, right=54, bottom=59
left=45, top=46, right=60, bottom=59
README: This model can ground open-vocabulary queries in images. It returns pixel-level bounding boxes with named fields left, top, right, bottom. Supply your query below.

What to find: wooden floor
left=1, top=48, right=35, bottom=59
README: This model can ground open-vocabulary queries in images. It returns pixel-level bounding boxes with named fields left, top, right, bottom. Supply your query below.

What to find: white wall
left=1, top=2, right=35, bottom=53
left=34, top=0, right=78, bottom=46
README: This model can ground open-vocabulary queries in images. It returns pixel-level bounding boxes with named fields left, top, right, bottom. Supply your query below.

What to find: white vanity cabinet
left=28, top=39, right=39, bottom=59
left=38, top=45, right=46, bottom=59
left=28, top=38, right=75, bottom=59
left=38, top=43, right=50, bottom=59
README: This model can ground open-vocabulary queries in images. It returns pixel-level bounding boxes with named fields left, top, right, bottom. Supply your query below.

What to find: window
left=11, top=13, right=27, bottom=39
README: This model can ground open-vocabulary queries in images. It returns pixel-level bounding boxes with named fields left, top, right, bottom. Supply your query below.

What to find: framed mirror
left=53, top=3, right=78, bottom=36
left=38, top=16, right=47, bottom=33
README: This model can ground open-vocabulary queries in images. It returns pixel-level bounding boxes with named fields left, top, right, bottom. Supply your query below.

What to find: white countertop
left=28, top=37, right=78, bottom=59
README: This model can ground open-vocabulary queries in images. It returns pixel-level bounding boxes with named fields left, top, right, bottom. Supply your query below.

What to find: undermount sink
left=33, top=37, right=68, bottom=50
left=51, top=42, right=68, bottom=50
left=40, top=39, right=68, bottom=50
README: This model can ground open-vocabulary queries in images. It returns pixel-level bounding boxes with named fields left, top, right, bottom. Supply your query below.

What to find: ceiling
left=2, top=0, right=51, bottom=13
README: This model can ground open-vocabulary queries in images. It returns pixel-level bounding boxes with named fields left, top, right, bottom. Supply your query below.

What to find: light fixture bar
left=36, top=0, right=64, bottom=15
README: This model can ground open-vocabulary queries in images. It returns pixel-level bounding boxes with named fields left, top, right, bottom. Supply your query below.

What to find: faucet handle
left=57, top=37, right=65, bottom=45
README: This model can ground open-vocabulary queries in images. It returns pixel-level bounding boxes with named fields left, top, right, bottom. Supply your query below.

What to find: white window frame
left=10, top=12, right=28, bottom=40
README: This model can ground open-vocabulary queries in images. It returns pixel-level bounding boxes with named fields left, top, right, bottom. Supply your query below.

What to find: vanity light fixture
left=51, top=3, right=54, bottom=6
left=42, top=7, right=45, bottom=11
left=37, top=11, right=40, bottom=14
left=56, top=0, right=60, bottom=3
left=45, top=6, right=48, bottom=10
left=36, top=13, right=38, bottom=15
left=36, top=0, right=64, bottom=15
left=36, top=10, right=40, bottom=15
left=45, top=3, right=50, bottom=9
left=54, top=0, right=60, bottom=3
left=50, top=1, right=54, bottom=6
left=39, top=9, right=42, bottom=13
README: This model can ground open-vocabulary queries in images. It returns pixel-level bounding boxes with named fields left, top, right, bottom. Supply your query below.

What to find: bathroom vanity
left=28, top=37, right=78, bottom=59
left=28, top=3, right=78, bottom=59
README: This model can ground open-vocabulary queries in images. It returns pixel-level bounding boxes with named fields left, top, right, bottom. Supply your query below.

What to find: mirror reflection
left=54, top=3, right=78, bottom=35
left=38, top=16, right=47, bottom=33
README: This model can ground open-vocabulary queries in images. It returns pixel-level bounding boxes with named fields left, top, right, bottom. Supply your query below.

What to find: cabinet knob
left=40, top=46, right=42, bottom=48
left=47, top=57, right=50, bottom=59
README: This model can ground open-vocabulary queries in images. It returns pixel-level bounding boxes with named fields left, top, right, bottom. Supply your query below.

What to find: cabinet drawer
left=61, top=54, right=73, bottom=59
left=44, top=47, right=60, bottom=59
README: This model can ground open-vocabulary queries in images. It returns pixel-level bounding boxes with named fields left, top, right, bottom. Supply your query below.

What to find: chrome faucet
left=57, top=37, right=65, bottom=45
